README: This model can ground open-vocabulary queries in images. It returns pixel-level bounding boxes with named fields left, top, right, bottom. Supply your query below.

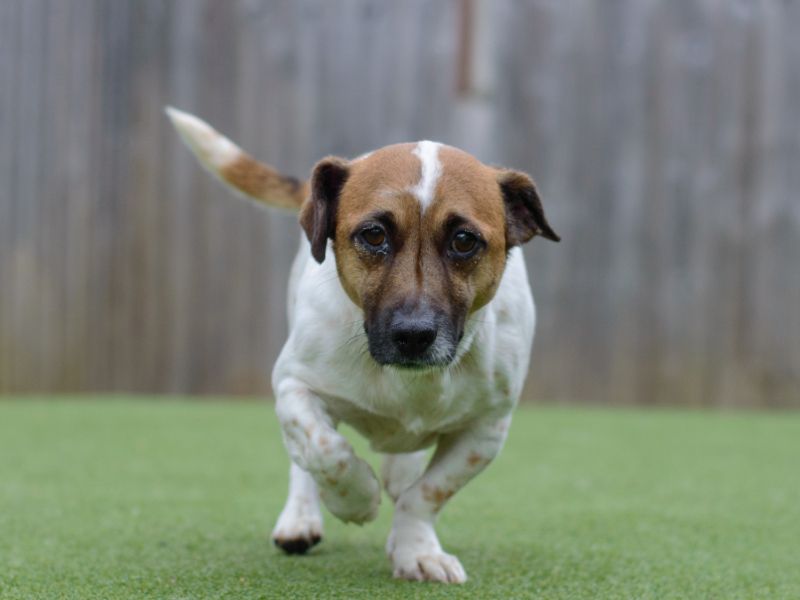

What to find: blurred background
left=0, top=0, right=797, bottom=407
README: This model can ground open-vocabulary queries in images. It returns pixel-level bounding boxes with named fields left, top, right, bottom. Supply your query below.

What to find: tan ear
left=299, top=156, right=350, bottom=263
left=497, top=170, right=560, bottom=246
left=165, top=106, right=306, bottom=212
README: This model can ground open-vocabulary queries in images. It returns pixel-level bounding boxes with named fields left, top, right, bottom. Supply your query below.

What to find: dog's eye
left=450, top=230, right=480, bottom=256
left=360, top=225, right=386, bottom=248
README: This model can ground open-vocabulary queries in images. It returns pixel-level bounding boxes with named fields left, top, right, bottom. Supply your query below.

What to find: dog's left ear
left=497, top=169, right=560, bottom=246
left=300, top=156, right=350, bottom=263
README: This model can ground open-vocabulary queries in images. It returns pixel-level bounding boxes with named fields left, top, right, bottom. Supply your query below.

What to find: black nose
left=391, top=319, right=437, bottom=357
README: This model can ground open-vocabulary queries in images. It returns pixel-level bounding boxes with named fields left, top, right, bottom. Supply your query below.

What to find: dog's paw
left=391, top=549, right=467, bottom=583
left=271, top=503, right=323, bottom=554
left=319, top=456, right=381, bottom=524
left=386, top=512, right=466, bottom=583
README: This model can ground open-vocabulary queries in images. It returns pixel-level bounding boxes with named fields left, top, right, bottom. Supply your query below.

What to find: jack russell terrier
left=166, top=107, right=559, bottom=584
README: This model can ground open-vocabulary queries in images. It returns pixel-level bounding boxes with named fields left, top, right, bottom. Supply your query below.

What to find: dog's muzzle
left=366, top=303, right=459, bottom=369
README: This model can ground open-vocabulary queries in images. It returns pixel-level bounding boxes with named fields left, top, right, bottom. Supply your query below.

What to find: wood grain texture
left=0, top=0, right=797, bottom=406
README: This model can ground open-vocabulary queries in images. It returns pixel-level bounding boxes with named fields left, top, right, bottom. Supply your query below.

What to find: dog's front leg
left=274, top=378, right=381, bottom=525
left=272, top=463, right=323, bottom=554
left=387, top=415, right=511, bottom=584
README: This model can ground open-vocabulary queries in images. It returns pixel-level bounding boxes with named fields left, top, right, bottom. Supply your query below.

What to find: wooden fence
left=0, top=0, right=798, bottom=406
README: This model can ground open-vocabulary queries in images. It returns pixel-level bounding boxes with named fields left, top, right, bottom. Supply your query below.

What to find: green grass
left=0, top=399, right=798, bottom=599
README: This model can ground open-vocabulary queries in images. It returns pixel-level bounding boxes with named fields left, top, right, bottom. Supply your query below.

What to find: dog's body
left=276, top=237, right=534, bottom=452
left=167, top=108, right=558, bottom=583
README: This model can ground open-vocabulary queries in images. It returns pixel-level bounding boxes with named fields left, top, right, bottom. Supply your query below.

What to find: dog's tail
left=165, top=106, right=307, bottom=213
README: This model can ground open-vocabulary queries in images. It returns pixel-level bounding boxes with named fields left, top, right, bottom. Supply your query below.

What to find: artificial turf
left=0, top=399, right=798, bottom=599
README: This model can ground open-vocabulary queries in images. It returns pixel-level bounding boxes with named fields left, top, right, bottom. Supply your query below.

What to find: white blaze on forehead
left=409, top=141, right=442, bottom=212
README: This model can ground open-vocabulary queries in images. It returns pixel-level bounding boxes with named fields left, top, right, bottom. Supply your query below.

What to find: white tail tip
left=164, top=105, right=241, bottom=171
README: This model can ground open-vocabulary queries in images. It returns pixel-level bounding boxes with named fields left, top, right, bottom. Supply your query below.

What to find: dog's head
left=300, top=142, right=559, bottom=370
left=164, top=110, right=558, bottom=370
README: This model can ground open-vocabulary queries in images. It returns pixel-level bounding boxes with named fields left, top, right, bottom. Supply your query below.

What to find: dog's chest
left=324, top=400, right=438, bottom=453
left=318, top=367, right=498, bottom=453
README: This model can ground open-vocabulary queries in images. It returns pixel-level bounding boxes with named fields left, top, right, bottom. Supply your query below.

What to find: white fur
left=165, top=106, right=240, bottom=171
left=381, top=450, right=428, bottom=502
left=271, top=463, right=323, bottom=545
left=271, top=232, right=536, bottom=583
left=409, top=141, right=442, bottom=212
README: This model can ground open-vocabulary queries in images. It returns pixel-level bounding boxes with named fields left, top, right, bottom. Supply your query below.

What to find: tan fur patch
left=332, top=142, right=509, bottom=325
left=333, top=144, right=423, bottom=308
left=221, top=154, right=307, bottom=210
left=466, top=451, right=487, bottom=467
left=427, top=146, right=508, bottom=313
left=421, top=482, right=455, bottom=507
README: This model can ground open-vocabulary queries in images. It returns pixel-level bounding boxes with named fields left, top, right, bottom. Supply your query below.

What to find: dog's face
left=300, top=142, right=559, bottom=369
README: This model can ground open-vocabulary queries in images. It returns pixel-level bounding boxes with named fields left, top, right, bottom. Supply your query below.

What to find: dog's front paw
left=271, top=501, right=323, bottom=555
left=392, top=550, right=466, bottom=584
left=387, top=512, right=466, bottom=584
left=319, top=456, right=381, bottom=524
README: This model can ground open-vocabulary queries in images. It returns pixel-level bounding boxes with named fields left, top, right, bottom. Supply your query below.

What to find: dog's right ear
left=299, top=156, right=350, bottom=263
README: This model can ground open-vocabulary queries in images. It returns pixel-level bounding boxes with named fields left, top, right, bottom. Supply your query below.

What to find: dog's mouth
left=374, top=351, right=456, bottom=371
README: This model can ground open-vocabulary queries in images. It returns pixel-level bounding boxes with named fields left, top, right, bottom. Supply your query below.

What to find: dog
left=166, top=107, right=559, bottom=583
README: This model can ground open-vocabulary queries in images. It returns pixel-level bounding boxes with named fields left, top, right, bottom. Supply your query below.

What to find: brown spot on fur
left=338, top=488, right=349, bottom=498
left=467, top=451, right=487, bottom=467
left=421, top=483, right=454, bottom=506
left=325, top=476, right=338, bottom=486
left=435, top=488, right=454, bottom=505
left=336, top=460, right=347, bottom=474
left=221, top=154, right=307, bottom=210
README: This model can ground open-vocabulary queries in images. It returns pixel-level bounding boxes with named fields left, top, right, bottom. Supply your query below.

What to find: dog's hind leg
left=272, top=462, right=323, bottom=554
left=381, top=451, right=428, bottom=503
